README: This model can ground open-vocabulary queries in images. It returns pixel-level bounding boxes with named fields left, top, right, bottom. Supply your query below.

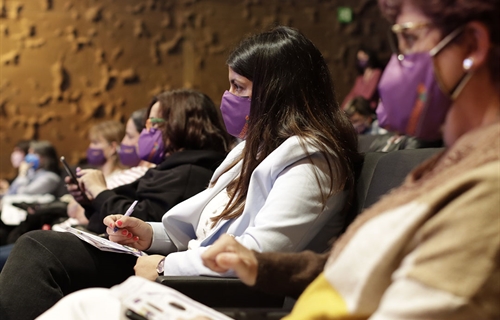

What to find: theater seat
left=156, top=148, right=444, bottom=312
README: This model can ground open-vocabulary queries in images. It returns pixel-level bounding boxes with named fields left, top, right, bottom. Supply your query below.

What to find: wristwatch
left=156, top=257, right=165, bottom=275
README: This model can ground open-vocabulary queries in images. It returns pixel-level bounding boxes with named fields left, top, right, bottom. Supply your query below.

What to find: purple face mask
left=86, top=147, right=107, bottom=166
left=376, top=27, right=468, bottom=141
left=138, top=128, right=165, bottom=164
left=220, top=90, right=251, bottom=139
left=376, top=53, right=451, bottom=141
left=357, top=60, right=369, bottom=70
left=118, top=143, right=141, bottom=167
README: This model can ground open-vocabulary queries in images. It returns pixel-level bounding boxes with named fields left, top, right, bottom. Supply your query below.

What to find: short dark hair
left=345, top=96, right=375, bottom=118
left=378, top=0, right=500, bottom=84
left=356, top=46, right=382, bottom=73
left=147, top=89, right=232, bottom=154
left=30, top=140, right=59, bottom=174
left=15, top=140, right=32, bottom=155
left=130, top=108, right=147, bottom=133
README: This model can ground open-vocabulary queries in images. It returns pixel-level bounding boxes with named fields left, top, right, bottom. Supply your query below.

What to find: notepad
left=112, top=276, right=233, bottom=320
left=64, top=226, right=147, bottom=257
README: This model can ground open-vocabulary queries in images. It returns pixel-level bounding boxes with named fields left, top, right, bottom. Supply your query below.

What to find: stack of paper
left=64, top=226, right=147, bottom=257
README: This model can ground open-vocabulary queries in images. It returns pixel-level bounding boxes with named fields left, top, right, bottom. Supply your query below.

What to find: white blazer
left=148, top=136, right=347, bottom=276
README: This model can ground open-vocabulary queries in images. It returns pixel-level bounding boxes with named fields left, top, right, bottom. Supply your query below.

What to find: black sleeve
left=253, top=250, right=330, bottom=299
left=86, top=164, right=213, bottom=234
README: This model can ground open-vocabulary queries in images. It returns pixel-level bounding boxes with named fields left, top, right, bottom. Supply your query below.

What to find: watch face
left=156, top=258, right=165, bottom=275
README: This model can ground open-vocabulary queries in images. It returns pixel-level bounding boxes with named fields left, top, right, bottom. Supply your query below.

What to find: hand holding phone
left=60, top=156, right=90, bottom=204
left=60, top=156, right=80, bottom=185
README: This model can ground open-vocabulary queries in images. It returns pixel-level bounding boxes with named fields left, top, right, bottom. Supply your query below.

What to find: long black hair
left=214, top=26, right=361, bottom=223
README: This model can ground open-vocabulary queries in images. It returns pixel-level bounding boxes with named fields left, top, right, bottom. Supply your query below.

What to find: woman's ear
left=463, top=21, right=491, bottom=71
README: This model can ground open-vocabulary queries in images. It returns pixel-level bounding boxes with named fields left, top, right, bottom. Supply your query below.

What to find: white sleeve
left=163, top=153, right=346, bottom=276
left=236, top=153, right=345, bottom=253
left=147, top=222, right=176, bottom=255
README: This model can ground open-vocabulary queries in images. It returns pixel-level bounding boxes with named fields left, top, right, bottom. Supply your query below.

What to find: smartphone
left=60, top=156, right=80, bottom=187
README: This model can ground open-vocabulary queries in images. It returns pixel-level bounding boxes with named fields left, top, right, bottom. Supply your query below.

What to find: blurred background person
left=0, top=140, right=61, bottom=244
left=56, top=109, right=154, bottom=230
left=0, top=140, right=32, bottom=196
left=341, top=47, right=383, bottom=110
left=344, top=96, right=387, bottom=135
left=3, top=141, right=61, bottom=197
left=85, top=120, right=126, bottom=180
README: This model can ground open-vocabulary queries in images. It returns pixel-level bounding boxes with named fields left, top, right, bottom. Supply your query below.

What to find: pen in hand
left=113, top=200, right=138, bottom=233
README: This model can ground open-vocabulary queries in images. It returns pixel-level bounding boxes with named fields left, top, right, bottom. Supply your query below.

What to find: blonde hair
left=88, top=120, right=125, bottom=169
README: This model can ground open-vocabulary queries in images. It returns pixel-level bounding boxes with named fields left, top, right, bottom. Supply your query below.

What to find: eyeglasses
left=391, top=21, right=430, bottom=34
left=387, top=21, right=432, bottom=60
left=145, top=117, right=165, bottom=130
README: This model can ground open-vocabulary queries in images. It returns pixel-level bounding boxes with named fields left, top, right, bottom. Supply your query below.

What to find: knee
left=15, top=230, right=52, bottom=250
left=12, top=230, right=69, bottom=259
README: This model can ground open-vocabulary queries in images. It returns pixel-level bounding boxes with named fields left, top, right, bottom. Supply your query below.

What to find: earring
left=463, top=58, right=473, bottom=71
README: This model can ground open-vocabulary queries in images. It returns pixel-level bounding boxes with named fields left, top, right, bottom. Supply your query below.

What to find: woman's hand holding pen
left=104, top=215, right=153, bottom=251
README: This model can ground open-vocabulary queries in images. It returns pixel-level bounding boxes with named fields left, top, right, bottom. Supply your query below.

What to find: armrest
left=156, top=276, right=285, bottom=308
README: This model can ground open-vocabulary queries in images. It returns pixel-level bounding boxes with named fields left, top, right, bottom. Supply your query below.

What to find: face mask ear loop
left=387, top=29, right=403, bottom=66
left=429, top=27, right=464, bottom=57
left=430, top=26, right=472, bottom=100
left=449, top=70, right=474, bottom=100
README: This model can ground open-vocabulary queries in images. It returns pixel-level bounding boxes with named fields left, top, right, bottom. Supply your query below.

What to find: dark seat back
left=345, top=148, right=443, bottom=228
left=156, top=148, right=444, bottom=309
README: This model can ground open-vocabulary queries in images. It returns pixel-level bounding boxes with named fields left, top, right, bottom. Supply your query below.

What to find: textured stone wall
left=0, top=0, right=390, bottom=179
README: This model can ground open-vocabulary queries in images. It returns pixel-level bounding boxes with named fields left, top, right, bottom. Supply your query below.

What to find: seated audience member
left=200, top=0, right=500, bottom=319
left=70, top=89, right=231, bottom=234
left=85, top=120, right=126, bottom=180
left=341, top=47, right=383, bottom=110
left=344, top=96, right=387, bottom=135
left=0, top=26, right=360, bottom=319
left=0, top=140, right=31, bottom=196
left=55, top=108, right=154, bottom=230
left=105, top=108, right=155, bottom=188
left=3, top=141, right=60, bottom=197
left=0, top=141, right=61, bottom=244
left=0, top=99, right=225, bottom=270
left=50, top=120, right=126, bottom=229
left=0, top=121, right=126, bottom=257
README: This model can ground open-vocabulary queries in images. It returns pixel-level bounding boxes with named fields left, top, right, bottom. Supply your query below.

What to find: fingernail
left=133, top=236, right=139, bottom=241
left=122, top=230, right=128, bottom=235
left=127, top=233, right=133, bottom=238
left=109, top=223, right=113, bottom=228
left=117, top=221, right=122, bottom=227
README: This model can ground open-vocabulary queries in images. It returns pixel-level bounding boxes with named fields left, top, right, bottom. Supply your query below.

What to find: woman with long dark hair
left=0, top=26, right=359, bottom=319
left=200, top=1, right=500, bottom=319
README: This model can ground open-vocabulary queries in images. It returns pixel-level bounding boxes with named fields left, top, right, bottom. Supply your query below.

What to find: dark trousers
left=0, top=230, right=137, bottom=320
